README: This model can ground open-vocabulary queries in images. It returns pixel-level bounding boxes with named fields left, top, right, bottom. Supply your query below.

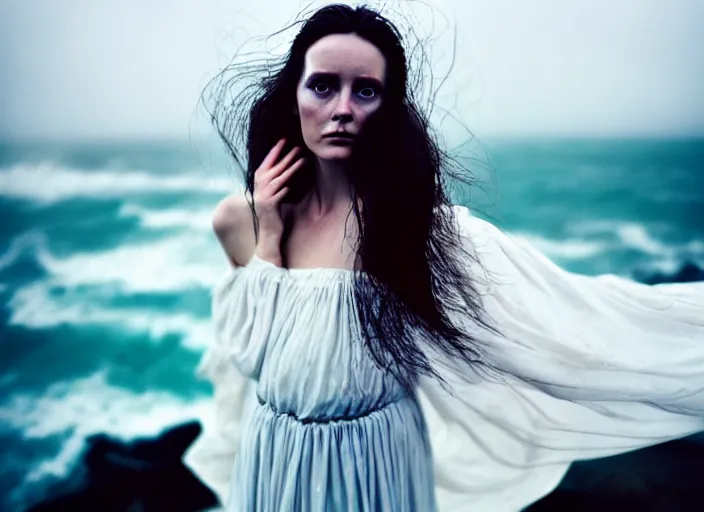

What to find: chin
left=316, top=147, right=353, bottom=161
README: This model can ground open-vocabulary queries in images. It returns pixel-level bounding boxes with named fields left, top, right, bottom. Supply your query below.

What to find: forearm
left=255, top=230, right=284, bottom=267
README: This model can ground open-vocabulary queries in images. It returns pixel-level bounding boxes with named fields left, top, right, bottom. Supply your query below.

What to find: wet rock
left=26, top=421, right=218, bottom=512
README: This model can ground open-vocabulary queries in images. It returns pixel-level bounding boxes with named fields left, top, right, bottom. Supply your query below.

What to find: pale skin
left=212, top=34, right=387, bottom=269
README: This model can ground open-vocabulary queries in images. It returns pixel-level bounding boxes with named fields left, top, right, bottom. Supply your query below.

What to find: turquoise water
left=0, top=138, right=703, bottom=509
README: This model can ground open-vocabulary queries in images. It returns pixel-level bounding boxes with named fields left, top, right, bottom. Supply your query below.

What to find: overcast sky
left=1, top=0, right=702, bottom=139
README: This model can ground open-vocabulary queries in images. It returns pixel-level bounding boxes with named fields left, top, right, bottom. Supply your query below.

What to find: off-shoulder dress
left=184, top=205, right=704, bottom=511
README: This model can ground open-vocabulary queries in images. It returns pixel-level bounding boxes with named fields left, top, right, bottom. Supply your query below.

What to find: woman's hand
left=252, top=138, right=305, bottom=263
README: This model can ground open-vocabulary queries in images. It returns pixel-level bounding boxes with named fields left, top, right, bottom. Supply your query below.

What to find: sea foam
left=512, top=233, right=609, bottom=260
left=32, top=230, right=226, bottom=292
left=0, top=162, right=237, bottom=204
left=8, top=281, right=213, bottom=350
left=119, top=203, right=215, bottom=230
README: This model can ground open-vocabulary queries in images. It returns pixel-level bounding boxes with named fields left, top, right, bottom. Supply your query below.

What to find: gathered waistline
left=255, top=394, right=410, bottom=425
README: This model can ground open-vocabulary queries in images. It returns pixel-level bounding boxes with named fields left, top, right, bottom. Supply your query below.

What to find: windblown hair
left=203, top=3, right=500, bottom=391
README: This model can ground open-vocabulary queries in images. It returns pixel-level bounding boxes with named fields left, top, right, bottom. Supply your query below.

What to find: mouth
left=323, top=132, right=355, bottom=140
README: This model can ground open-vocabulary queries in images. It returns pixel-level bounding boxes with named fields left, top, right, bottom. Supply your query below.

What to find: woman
left=184, top=4, right=704, bottom=511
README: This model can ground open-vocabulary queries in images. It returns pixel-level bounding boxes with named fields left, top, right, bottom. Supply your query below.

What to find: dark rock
left=25, top=421, right=218, bottom=512
left=637, top=261, right=704, bottom=285
left=525, top=438, right=704, bottom=511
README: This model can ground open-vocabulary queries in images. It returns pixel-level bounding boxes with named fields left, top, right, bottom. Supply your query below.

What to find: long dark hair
left=203, top=4, right=500, bottom=391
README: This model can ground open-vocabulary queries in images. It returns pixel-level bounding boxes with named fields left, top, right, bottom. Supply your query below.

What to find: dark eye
left=358, top=87, right=377, bottom=99
left=312, top=82, right=330, bottom=94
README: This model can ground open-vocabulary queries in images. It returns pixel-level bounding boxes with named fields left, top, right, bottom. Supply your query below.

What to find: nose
left=332, top=89, right=353, bottom=123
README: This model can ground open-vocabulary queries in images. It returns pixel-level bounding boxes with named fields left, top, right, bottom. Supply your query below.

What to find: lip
left=323, top=132, right=355, bottom=139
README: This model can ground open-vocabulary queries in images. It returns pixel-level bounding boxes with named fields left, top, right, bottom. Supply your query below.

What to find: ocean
left=1, top=138, right=703, bottom=510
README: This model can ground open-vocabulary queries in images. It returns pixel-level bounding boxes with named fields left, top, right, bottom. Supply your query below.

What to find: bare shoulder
left=212, top=193, right=256, bottom=266
left=212, top=193, right=250, bottom=234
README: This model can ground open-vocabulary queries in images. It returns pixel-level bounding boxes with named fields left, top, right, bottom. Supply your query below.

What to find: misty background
left=1, top=0, right=703, bottom=140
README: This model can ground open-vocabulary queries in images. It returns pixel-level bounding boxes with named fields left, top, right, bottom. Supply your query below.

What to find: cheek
left=297, top=96, right=324, bottom=128
left=355, top=102, right=382, bottom=129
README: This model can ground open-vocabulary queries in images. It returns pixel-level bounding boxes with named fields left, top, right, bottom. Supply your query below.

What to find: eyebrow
left=304, top=72, right=385, bottom=91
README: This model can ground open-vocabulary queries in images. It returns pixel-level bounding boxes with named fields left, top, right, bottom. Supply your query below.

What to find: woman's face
left=296, top=33, right=386, bottom=161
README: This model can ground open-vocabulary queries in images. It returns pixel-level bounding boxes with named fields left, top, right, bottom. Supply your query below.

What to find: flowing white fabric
left=183, top=205, right=704, bottom=511
left=420, top=206, right=704, bottom=510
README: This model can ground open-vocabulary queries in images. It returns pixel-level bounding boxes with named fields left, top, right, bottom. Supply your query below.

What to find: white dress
left=183, top=205, right=704, bottom=511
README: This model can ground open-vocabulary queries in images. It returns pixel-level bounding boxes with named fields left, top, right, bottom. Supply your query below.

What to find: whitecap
left=8, top=281, right=213, bottom=350
left=32, top=231, right=226, bottom=292
left=4, top=230, right=227, bottom=348
left=0, top=162, right=239, bottom=204
left=569, top=219, right=704, bottom=260
left=0, top=230, right=47, bottom=272
left=511, top=233, right=609, bottom=260
left=614, top=223, right=669, bottom=256
left=119, top=203, right=214, bottom=230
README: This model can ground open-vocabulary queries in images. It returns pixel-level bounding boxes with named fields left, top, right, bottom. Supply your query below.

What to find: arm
left=211, top=194, right=257, bottom=267
left=211, top=139, right=305, bottom=268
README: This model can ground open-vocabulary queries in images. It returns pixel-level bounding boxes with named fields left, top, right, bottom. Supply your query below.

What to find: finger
left=269, top=146, right=301, bottom=176
left=271, top=186, right=290, bottom=203
left=271, top=157, right=305, bottom=188
left=257, top=138, right=287, bottom=173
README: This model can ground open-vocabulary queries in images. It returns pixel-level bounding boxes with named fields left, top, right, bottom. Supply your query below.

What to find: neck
left=305, top=158, right=353, bottom=216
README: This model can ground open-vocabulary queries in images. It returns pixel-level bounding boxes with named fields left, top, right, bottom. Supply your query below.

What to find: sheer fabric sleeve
left=419, top=205, right=704, bottom=511
left=183, top=257, right=284, bottom=505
